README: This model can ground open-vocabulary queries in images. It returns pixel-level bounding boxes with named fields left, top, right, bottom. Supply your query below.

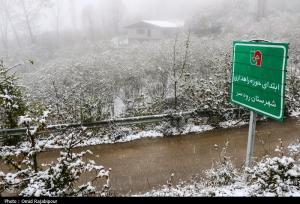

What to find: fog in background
left=0, top=0, right=300, bottom=124
left=2, top=0, right=224, bottom=35
left=1, top=0, right=299, bottom=48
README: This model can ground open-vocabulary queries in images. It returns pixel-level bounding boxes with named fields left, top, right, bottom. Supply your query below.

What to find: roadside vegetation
left=139, top=139, right=300, bottom=197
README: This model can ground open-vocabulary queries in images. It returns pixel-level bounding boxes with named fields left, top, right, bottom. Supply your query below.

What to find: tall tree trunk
left=174, top=81, right=177, bottom=110
left=88, top=15, right=95, bottom=42
left=20, top=0, right=35, bottom=44
left=52, top=81, right=61, bottom=116
left=26, top=123, right=38, bottom=172
left=0, top=24, right=8, bottom=51
left=56, top=0, right=60, bottom=43
left=172, top=33, right=178, bottom=110
left=3, top=5, right=22, bottom=48
left=256, top=0, right=267, bottom=22
left=69, top=0, right=77, bottom=31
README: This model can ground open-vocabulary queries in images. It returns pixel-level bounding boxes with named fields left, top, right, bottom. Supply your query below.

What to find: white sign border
left=231, top=43, right=287, bottom=120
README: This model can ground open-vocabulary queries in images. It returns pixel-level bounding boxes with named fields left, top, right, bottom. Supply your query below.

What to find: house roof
left=125, top=20, right=184, bottom=29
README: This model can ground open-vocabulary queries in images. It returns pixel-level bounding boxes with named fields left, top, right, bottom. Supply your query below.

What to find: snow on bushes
left=19, top=150, right=111, bottom=197
left=246, top=156, right=300, bottom=196
left=138, top=139, right=300, bottom=197
left=204, top=141, right=239, bottom=187
left=204, top=160, right=239, bottom=187
left=0, top=61, right=27, bottom=130
left=244, top=138, right=300, bottom=196
left=0, top=112, right=112, bottom=197
left=288, top=139, right=300, bottom=160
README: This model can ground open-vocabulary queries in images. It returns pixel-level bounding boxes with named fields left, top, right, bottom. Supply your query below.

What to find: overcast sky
left=37, top=0, right=226, bottom=32
left=4, top=0, right=298, bottom=41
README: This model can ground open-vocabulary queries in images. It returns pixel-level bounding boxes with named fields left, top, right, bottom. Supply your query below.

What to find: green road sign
left=231, top=41, right=289, bottom=122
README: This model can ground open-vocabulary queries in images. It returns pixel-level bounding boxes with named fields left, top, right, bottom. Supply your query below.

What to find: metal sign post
left=245, top=111, right=257, bottom=167
left=230, top=40, right=289, bottom=167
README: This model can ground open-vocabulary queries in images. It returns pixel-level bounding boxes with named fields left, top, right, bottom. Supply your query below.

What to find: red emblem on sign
left=253, top=50, right=262, bottom=67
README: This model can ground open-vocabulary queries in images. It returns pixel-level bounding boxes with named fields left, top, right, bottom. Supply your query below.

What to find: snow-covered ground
left=136, top=180, right=300, bottom=197
left=219, top=120, right=248, bottom=128
left=17, top=119, right=249, bottom=150
left=291, top=110, right=300, bottom=117
left=17, top=114, right=298, bottom=150
left=18, top=124, right=215, bottom=150
left=135, top=144, right=300, bottom=197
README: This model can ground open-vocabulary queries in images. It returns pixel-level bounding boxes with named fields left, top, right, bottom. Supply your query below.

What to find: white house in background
left=124, top=20, right=184, bottom=43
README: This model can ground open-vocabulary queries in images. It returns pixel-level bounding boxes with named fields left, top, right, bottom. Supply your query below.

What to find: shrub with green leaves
left=0, top=61, right=27, bottom=129
left=246, top=156, right=300, bottom=195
